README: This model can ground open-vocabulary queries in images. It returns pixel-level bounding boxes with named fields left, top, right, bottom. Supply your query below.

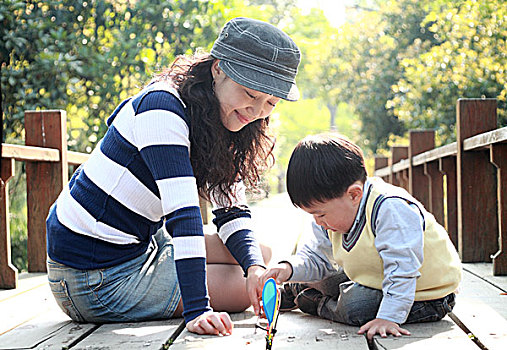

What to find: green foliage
left=7, top=163, right=28, bottom=272
left=2, top=0, right=505, bottom=267
left=312, top=0, right=505, bottom=151
left=390, top=0, right=507, bottom=143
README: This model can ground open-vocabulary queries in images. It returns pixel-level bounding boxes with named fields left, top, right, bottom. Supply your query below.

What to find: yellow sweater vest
left=328, top=177, right=462, bottom=301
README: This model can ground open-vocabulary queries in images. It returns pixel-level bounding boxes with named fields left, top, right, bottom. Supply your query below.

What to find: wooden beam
left=456, top=99, right=498, bottom=262
left=409, top=130, right=435, bottom=209
left=464, top=127, right=507, bottom=151
left=68, top=151, right=90, bottom=166
left=390, top=146, right=408, bottom=186
left=25, top=110, right=68, bottom=272
left=374, top=156, right=389, bottom=182
left=490, top=143, right=507, bottom=275
left=1, top=143, right=60, bottom=162
left=424, top=161, right=444, bottom=227
left=0, top=159, right=18, bottom=289
left=439, top=157, right=458, bottom=248
left=412, top=142, right=457, bottom=166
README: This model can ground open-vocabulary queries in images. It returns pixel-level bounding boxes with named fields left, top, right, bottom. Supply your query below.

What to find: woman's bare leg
left=172, top=233, right=273, bottom=318
left=171, top=264, right=251, bottom=316
left=204, top=232, right=272, bottom=265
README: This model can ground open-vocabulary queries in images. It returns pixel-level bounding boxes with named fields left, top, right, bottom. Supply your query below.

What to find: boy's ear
left=347, top=183, right=363, bottom=204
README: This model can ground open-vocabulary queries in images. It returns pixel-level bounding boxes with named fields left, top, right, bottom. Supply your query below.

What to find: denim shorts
left=47, top=229, right=181, bottom=323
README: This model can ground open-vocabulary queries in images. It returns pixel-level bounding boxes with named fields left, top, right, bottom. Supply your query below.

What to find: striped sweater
left=46, top=81, right=265, bottom=323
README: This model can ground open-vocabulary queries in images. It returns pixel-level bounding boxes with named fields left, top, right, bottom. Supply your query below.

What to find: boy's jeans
left=308, top=271, right=455, bottom=326
left=47, top=228, right=181, bottom=323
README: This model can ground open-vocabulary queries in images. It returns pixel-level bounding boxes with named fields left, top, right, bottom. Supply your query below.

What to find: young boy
left=261, top=133, right=462, bottom=339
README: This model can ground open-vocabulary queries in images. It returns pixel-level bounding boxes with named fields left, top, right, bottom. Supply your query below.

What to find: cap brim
left=219, top=61, right=299, bottom=101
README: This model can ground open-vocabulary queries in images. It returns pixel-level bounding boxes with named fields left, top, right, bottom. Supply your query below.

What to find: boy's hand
left=186, top=311, right=233, bottom=336
left=357, top=318, right=411, bottom=340
left=246, top=265, right=266, bottom=316
left=260, top=262, right=293, bottom=285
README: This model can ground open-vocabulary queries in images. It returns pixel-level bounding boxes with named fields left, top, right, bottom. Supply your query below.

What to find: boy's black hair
left=286, top=133, right=367, bottom=208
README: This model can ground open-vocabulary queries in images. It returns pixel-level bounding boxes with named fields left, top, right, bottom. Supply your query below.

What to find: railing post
left=25, top=110, right=68, bottom=272
left=439, top=157, right=458, bottom=248
left=390, top=146, right=408, bottom=186
left=409, top=130, right=435, bottom=209
left=456, top=99, right=497, bottom=262
left=490, top=143, right=507, bottom=275
left=424, top=161, right=444, bottom=226
left=0, top=159, right=18, bottom=288
left=374, top=156, right=389, bottom=182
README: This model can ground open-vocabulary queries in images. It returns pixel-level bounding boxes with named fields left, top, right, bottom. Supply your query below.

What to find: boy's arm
left=284, top=221, right=337, bottom=282
left=374, top=198, right=425, bottom=324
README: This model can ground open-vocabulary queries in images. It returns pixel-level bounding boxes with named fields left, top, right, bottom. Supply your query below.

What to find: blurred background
left=1, top=0, right=506, bottom=270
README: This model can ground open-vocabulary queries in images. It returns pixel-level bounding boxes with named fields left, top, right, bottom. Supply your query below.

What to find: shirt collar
left=346, top=178, right=371, bottom=234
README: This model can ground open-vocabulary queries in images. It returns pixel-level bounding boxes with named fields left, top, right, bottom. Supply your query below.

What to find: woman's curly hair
left=153, top=52, right=275, bottom=205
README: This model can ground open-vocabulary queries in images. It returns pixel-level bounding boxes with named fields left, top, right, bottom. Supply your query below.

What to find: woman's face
left=211, top=60, right=281, bottom=132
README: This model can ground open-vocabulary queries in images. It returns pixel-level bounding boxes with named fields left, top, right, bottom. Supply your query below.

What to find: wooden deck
left=1, top=194, right=507, bottom=349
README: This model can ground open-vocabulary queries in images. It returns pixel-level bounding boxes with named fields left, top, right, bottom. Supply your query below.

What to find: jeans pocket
left=48, top=279, right=85, bottom=322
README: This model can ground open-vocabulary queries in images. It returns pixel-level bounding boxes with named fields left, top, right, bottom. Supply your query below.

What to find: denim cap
left=211, top=17, right=301, bottom=101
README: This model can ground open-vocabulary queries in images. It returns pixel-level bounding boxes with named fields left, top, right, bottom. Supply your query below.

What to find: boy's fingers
left=399, top=327, right=411, bottom=336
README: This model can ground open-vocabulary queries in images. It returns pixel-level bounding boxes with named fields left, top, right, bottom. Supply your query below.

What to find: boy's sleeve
left=285, top=221, right=337, bottom=282
left=374, top=198, right=424, bottom=324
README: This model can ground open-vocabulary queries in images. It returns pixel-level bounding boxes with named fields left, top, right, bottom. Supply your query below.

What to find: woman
left=45, top=17, right=301, bottom=336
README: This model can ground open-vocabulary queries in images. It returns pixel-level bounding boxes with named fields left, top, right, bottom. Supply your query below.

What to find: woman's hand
left=357, top=318, right=411, bottom=340
left=186, top=311, right=233, bottom=336
left=246, top=265, right=266, bottom=316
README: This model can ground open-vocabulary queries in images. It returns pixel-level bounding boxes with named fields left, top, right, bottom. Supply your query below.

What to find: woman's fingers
left=187, top=311, right=233, bottom=336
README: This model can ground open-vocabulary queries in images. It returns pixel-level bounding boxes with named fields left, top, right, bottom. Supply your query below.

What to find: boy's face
left=301, top=182, right=363, bottom=234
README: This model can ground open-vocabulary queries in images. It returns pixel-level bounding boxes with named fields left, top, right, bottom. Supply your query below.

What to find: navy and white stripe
left=46, top=82, right=262, bottom=323
left=211, top=182, right=265, bottom=274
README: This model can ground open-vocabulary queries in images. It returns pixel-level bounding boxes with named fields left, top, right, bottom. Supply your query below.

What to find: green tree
left=389, top=0, right=507, bottom=143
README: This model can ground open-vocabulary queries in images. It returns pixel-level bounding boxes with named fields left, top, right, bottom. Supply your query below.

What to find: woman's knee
left=260, top=243, right=272, bottom=264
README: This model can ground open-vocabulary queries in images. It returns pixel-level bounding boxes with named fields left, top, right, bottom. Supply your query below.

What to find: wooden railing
left=1, top=110, right=210, bottom=289
left=374, top=99, right=506, bottom=276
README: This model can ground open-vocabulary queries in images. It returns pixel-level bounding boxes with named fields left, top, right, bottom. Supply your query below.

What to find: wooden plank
left=412, top=142, right=457, bottom=167
left=392, top=158, right=410, bottom=173
left=68, top=150, right=90, bottom=166
left=250, top=192, right=313, bottom=261
left=424, top=161, right=444, bottom=226
left=463, top=126, right=507, bottom=151
left=72, top=319, right=182, bottom=349
left=456, top=99, right=498, bottom=263
left=25, top=110, right=69, bottom=272
left=374, top=156, right=390, bottom=182
left=1, top=143, right=60, bottom=162
left=448, top=269, right=507, bottom=349
left=0, top=272, right=47, bottom=302
left=376, top=317, right=477, bottom=350
left=171, top=310, right=367, bottom=349
left=409, top=130, right=435, bottom=209
left=374, top=156, right=388, bottom=170
left=390, top=146, right=408, bottom=186
left=0, top=310, right=97, bottom=350
left=439, top=157, right=458, bottom=248
left=374, top=166, right=390, bottom=178
left=490, top=143, right=507, bottom=275
left=0, top=280, right=62, bottom=336
left=463, top=263, right=507, bottom=294
left=0, top=158, right=17, bottom=289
